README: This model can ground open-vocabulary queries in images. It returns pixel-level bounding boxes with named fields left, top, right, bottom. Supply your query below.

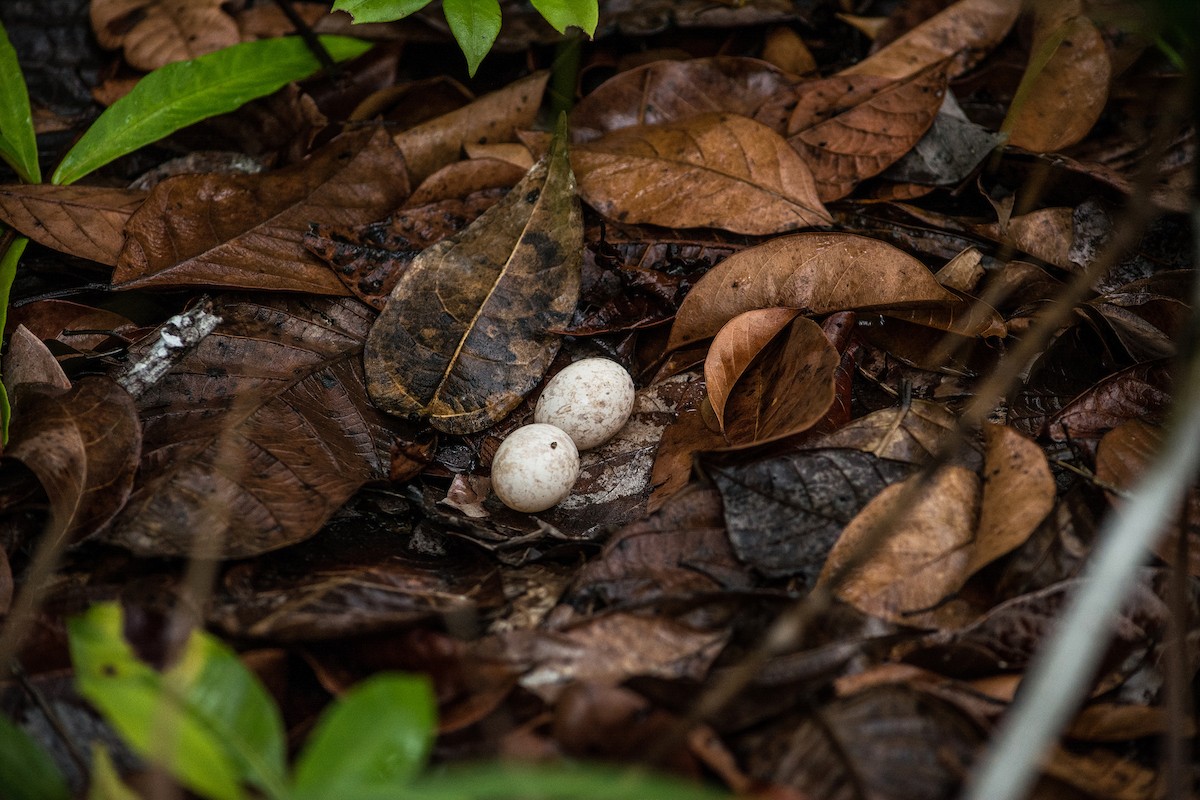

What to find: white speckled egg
left=534, top=358, right=635, bottom=450
left=491, top=423, right=580, bottom=512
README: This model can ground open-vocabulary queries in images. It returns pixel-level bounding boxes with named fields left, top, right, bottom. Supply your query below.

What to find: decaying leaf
left=99, top=297, right=412, bottom=559
left=667, top=232, right=970, bottom=350
left=813, top=398, right=969, bottom=467
left=573, top=113, right=831, bottom=236
left=114, top=128, right=409, bottom=294
left=711, top=448, right=914, bottom=580
left=0, top=185, right=145, bottom=266
left=786, top=62, right=949, bottom=201
left=364, top=123, right=582, bottom=434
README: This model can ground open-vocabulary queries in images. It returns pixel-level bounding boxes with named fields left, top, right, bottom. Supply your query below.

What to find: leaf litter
left=0, top=1, right=1196, bottom=798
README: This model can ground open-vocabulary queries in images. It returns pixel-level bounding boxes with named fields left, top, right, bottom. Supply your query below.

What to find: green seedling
left=45, top=602, right=725, bottom=799
left=332, top=0, right=599, bottom=76
left=0, top=26, right=372, bottom=440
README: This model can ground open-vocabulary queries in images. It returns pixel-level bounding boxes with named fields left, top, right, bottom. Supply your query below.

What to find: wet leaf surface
left=98, top=296, right=414, bottom=558
left=711, top=448, right=914, bottom=580
left=114, top=128, right=409, bottom=294
left=364, top=126, right=582, bottom=434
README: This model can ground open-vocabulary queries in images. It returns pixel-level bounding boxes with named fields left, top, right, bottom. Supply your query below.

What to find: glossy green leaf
left=332, top=0, right=433, bottom=23
left=443, top=0, right=502, bottom=77
left=0, top=713, right=70, bottom=800
left=531, top=0, right=598, bottom=35
left=292, top=673, right=436, bottom=798
left=50, top=36, right=372, bottom=186
left=0, top=233, right=28, bottom=441
left=407, top=762, right=731, bottom=800
left=0, top=21, right=39, bottom=183
left=68, top=603, right=287, bottom=800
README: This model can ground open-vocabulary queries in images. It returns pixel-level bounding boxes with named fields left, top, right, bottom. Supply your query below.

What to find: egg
left=491, top=423, right=580, bottom=512
left=534, top=358, right=635, bottom=450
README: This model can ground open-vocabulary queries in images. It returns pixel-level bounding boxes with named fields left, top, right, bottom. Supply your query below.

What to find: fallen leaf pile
left=1, top=0, right=1196, bottom=797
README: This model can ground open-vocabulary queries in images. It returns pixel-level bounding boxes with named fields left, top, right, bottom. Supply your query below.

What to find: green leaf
left=0, top=233, right=28, bottom=442
left=292, top=673, right=436, bottom=799
left=88, top=745, right=141, bottom=800
left=0, top=20, right=40, bottom=183
left=406, top=762, right=732, bottom=800
left=0, top=713, right=71, bottom=800
left=332, top=0, right=434, bottom=24
left=50, top=35, right=372, bottom=186
left=442, top=0, right=501, bottom=77
left=531, top=0, right=598, bottom=36
left=68, top=603, right=288, bottom=800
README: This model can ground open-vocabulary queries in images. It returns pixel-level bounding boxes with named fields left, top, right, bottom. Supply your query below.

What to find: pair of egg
left=491, top=358, right=635, bottom=512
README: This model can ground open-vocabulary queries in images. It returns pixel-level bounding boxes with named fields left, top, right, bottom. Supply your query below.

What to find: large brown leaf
left=98, top=296, right=412, bottom=559
left=91, top=0, right=238, bottom=70
left=4, top=377, right=142, bottom=549
left=667, top=232, right=966, bottom=350
left=786, top=63, right=949, bottom=201
left=113, top=128, right=409, bottom=294
left=573, top=113, right=831, bottom=236
left=569, top=57, right=797, bottom=141
left=0, top=185, right=145, bottom=266
left=1006, top=3, right=1111, bottom=153
left=364, top=124, right=582, bottom=434
left=842, top=0, right=1021, bottom=80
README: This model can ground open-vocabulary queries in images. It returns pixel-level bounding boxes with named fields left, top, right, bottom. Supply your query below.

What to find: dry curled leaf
left=705, top=307, right=800, bottom=432
left=364, top=124, right=582, bottom=434
left=114, top=128, right=410, bottom=294
left=786, top=62, right=949, bottom=201
left=573, top=113, right=831, bottom=236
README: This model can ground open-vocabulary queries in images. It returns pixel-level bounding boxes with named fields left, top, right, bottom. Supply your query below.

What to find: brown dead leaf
left=967, top=424, right=1055, bottom=575
left=1043, top=745, right=1162, bottom=800
left=1047, top=359, right=1173, bottom=443
left=812, top=398, right=969, bottom=467
left=721, top=315, right=839, bottom=447
left=0, top=185, right=145, bottom=266
left=975, top=207, right=1076, bottom=269
left=705, top=307, right=800, bottom=432
left=91, top=0, right=239, bottom=70
left=4, top=377, right=142, bottom=549
left=842, top=0, right=1020, bottom=80
left=1006, top=3, right=1111, bottom=153
left=762, top=27, right=817, bottom=76
left=569, top=57, right=797, bottom=141
left=647, top=404, right=727, bottom=510
left=820, top=466, right=981, bottom=625
left=667, top=232, right=965, bottom=350
left=786, top=62, right=948, bottom=201
left=364, top=125, right=581, bottom=434
left=1096, top=420, right=1199, bottom=576
left=394, top=71, right=549, bottom=185
left=407, top=158, right=526, bottom=206
left=99, top=296, right=413, bottom=559
left=573, top=113, right=831, bottom=236
left=114, top=128, right=409, bottom=294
